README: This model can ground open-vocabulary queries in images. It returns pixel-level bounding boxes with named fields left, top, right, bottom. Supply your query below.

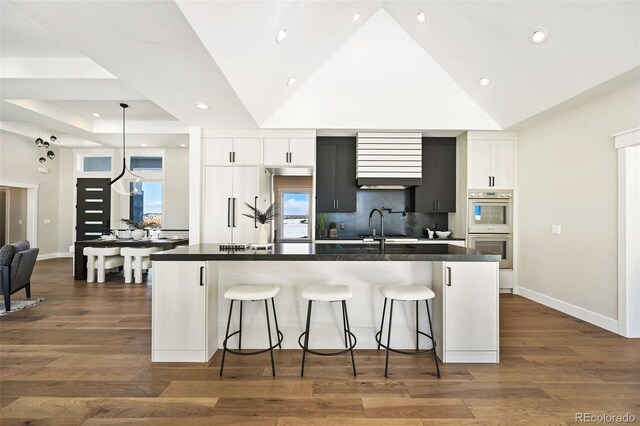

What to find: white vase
left=131, top=229, right=145, bottom=241
left=257, top=224, right=269, bottom=245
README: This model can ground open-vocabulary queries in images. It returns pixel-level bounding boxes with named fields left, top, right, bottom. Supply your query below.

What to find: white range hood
left=356, top=132, right=422, bottom=189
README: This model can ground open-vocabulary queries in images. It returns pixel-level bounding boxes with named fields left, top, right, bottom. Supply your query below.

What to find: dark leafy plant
left=329, top=222, right=337, bottom=229
left=121, top=218, right=161, bottom=230
left=242, top=202, right=277, bottom=224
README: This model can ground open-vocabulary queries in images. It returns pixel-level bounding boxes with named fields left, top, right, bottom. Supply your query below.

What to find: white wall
left=0, top=132, right=61, bottom=255
left=517, top=79, right=640, bottom=327
left=57, top=148, right=74, bottom=253
left=163, top=148, right=189, bottom=229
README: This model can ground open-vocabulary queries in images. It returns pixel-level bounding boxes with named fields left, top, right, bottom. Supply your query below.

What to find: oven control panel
left=469, top=190, right=513, bottom=199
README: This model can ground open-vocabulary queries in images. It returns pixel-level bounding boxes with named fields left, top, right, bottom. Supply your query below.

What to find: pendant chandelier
left=110, top=103, right=142, bottom=195
left=35, top=126, right=57, bottom=164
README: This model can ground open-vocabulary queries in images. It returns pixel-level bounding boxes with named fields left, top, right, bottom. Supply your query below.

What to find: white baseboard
left=517, top=286, right=619, bottom=334
left=37, top=252, right=72, bottom=261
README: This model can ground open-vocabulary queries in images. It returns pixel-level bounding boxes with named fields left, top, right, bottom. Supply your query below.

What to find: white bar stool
left=83, top=247, right=124, bottom=283
left=220, top=285, right=283, bottom=377
left=376, top=285, right=440, bottom=378
left=120, top=247, right=161, bottom=284
left=298, top=284, right=357, bottom=377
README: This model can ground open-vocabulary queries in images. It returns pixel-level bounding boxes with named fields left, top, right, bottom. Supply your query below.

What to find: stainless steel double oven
left=468, top=190, right=513, bottom=269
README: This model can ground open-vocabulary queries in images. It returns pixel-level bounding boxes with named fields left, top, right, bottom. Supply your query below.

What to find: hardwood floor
left=1, top=258, right=639, bottom=425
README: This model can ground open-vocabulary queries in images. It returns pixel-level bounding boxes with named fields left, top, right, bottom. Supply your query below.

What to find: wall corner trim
left=517, top=286, right=619, bottom=334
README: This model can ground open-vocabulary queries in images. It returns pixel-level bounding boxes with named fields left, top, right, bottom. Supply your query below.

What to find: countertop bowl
left=435, top=231, right=451, bottom=239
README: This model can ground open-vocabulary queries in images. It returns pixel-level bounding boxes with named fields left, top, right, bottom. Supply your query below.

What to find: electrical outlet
left=18, top=219, right=22, bottom=225
left=551, top=225, right=561, bottom=235
left=43, top=219, right=51, bottom=224
left=340, top=222, right=345, bottom=230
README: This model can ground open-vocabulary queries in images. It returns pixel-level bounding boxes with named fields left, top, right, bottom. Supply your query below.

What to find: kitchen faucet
left=368, top=208, right=386, bottom=249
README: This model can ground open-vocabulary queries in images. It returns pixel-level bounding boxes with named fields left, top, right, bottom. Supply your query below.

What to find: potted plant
left=329, top=222, right=338, bottom=238
left=121, top=218, right=161, bottom=241
left=317, top=214, right=328, bottom=238
left=243, top=202, right=277, bottom=245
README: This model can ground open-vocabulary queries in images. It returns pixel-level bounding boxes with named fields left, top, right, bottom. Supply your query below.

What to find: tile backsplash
left=321, top=190, right=449, bottom=237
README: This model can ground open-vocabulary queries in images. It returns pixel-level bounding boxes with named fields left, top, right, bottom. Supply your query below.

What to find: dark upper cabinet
left=410, top=138, right=456, bottom=213
left=316, top=137, right=357, bottom=213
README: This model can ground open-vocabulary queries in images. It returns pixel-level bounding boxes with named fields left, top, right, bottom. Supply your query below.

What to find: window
left=129, top=181, right=163, bottom=226
left=82, top=156, right=111, bottom=172
left=279, top=191, right=310, bottom=240
left=130, top=156, right=163, bottom=172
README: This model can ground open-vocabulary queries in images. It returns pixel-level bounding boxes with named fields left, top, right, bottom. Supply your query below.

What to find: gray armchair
left=0, top=240, right=39, bottom=311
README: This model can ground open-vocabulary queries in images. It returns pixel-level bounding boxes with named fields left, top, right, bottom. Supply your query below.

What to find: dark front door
left=76, top=178, right=111, bottom=241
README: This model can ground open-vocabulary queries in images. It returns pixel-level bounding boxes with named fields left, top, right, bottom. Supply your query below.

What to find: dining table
left=74, top=237, right=189, bottom=280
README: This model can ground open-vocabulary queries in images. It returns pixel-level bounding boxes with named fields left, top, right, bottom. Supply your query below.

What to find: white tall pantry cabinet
left=203, top=137, right=261, bottom=244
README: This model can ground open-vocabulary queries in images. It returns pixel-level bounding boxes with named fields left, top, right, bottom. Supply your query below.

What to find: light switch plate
left=43, top=219, right=51, bottom=224
left=551, top=225, right=561, bottom=235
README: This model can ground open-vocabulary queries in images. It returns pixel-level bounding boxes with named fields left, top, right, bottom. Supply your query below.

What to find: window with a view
left=280, top=191, right=310, bottom=240
left=130, top=156, right=163, bottom=172
left=130, top=181, right=163, bottom=227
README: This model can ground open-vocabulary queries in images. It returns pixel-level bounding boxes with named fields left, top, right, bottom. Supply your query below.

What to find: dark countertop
left=151, top=243, right=499, bottom=262
left=315, top=236, right=466, bottom=241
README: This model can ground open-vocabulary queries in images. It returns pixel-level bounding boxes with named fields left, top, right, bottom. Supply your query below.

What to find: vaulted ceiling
left=1, top=1, right=638, bottom=147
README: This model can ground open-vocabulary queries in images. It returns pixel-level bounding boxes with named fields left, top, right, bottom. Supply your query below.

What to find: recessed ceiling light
left=196, top=103, right=209, bottom=110
left=287, top=76, right=296, bottom=86
left=352, top=13, right=360, bottom=23
left=531, top=28, right=547, bottom=44
left=141, top=144, right=147, bottom=147
left=276, top=27, right=287, bottom=43
left=480, top=77, right=491, bottom=87
left=92, top=113, right=101, bottom=117
left=180, top=144, right=186, bottom=147
left=416, top=10, right=426, bottom=23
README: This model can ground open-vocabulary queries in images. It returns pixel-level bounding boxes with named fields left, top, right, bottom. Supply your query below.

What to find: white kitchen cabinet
left=468, top=139, right=514, bottom=189
left=152, top=261, right=218, bottom=362
left=203, top=166, right=259, bottom=244
left=264, top=137, right=315, bottom=166
left=432, top=261, right=499, bottom=363
left=205, top=137, right=260, bottom=166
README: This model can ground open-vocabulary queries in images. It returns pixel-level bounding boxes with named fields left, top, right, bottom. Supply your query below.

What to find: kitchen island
left=150, top=243, right=500, bottom=364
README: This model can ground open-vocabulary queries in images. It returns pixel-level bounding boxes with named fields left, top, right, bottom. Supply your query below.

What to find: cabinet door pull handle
left=289, top=151, right=292, bottom=163
left=233, top=198, right=237, bottom=227
left=227, top=198, right=231, bottom=227
left=229, top=152, right=233, bottom=163
left=200, top=266, right=205, bottom=286
left=232, top=151, right=236, bottom=163
left=492, top=176, right=495, bottom=187
left=446, top=267, right=452, bottom=286
left=436, top=200, right=439, bottom=210
left=254, top=196, right=258, bottom=229
left=336, top=199, right=339, bottom=210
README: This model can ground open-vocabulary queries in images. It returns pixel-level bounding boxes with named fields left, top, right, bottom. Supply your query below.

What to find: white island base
left=152, top=260, right=499, bottom=364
